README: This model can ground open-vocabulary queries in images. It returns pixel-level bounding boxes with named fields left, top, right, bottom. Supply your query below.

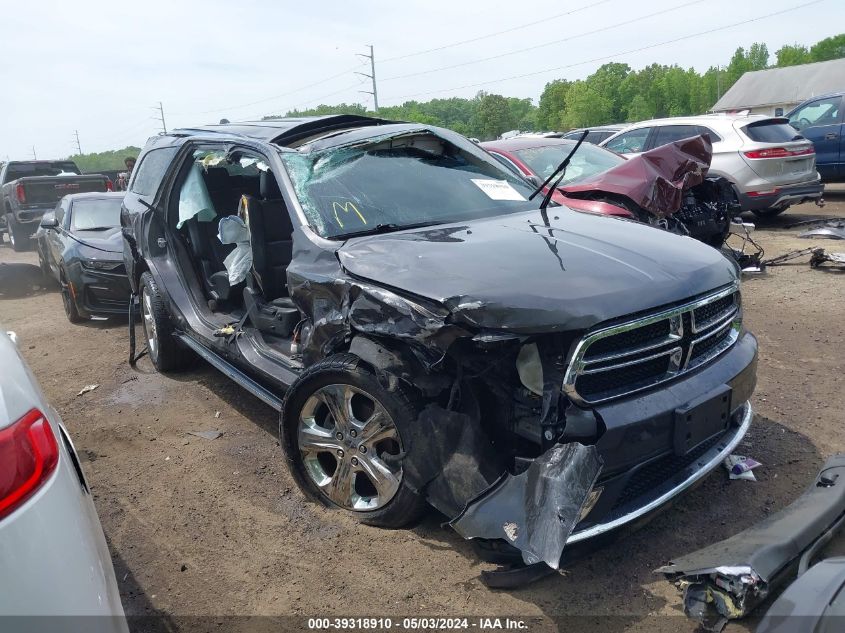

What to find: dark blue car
left=787, top=93, right=844, bottom=182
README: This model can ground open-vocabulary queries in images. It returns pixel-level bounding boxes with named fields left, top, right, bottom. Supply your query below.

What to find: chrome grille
left=564, top=284, right=741, bottom=404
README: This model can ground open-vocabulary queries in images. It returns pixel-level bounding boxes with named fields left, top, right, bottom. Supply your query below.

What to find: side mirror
left=40, top=213, right=58, bottom=229
left=524, top=174, right=543, bottom=188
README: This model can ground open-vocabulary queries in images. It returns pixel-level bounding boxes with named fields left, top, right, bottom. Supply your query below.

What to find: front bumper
left=68, top=262, right=131, bottom=318
left=738, top=180, right=825, bottom=211
left=452, top=331, right=757, bottom=568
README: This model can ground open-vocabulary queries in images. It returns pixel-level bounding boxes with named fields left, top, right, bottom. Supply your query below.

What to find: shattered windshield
left=279, top=132, right=538, bottom=238
left=514, top=143, right=625, bottom=185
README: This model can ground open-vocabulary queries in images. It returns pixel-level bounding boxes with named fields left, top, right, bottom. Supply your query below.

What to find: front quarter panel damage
left=285, top=226, right=606, bottom=570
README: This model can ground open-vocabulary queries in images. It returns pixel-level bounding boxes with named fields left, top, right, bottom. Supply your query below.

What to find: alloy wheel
left=141, top=288, right=158, bottom=359
left=298, top=384, right=403, bottom=511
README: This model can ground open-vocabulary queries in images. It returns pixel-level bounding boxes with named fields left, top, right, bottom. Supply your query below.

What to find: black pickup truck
left=1, top=160, right=110, bottom=251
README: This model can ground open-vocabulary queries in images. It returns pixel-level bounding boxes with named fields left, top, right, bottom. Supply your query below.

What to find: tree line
left=277, top=33, right=845, bottom=140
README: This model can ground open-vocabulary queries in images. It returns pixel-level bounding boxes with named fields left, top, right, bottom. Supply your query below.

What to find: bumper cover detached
left=656, top=454, right=845, bottom=632
left=451, top=443, right=603, bottom=569
left=404, top=334, right=757, bottom=580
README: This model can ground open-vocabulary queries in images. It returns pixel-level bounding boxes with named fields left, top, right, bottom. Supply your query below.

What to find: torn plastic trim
left=656, top=452, right=845, bottom=630
left=450, top=442, right=603, bottom=569
left=567, top=401, right=752, bottom=544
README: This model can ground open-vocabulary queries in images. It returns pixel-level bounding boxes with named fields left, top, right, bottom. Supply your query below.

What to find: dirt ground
left=2, top=190, right=844, bottom=632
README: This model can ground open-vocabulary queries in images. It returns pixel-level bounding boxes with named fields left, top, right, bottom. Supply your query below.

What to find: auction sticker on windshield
left=471, top=179, right=526, bottom=201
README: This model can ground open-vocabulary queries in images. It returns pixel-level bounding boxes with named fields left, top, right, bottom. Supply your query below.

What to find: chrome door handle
left=824, top=133, right=838, bottom=140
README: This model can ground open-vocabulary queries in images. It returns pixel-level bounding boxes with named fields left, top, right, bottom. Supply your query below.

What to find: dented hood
left=559, top=135, right=712, bottom=216
left=337, top=207, right=736, bottom=333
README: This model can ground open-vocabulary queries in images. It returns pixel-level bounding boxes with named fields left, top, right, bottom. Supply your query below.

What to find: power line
left=378, top=0, right=615, bottom=64
left=381, top=0, right=826, bottom=104
left=356, top=45, right=379, bottom=112
left=252, top=81, right=367, bottom=120
left=381, top=0, right=704, bottom=83
left=173, top=64, right=366, bottom=118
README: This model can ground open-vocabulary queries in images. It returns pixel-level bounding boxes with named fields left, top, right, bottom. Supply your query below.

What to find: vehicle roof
left=172, top=114, right=399, bottom=147
left=620, top=113, right=772, bottom=129
left=565, top=125, right=626, bottom=132
left=481, top=137, right=579, bottom=151
left=62, top=191, right=125, bottom=202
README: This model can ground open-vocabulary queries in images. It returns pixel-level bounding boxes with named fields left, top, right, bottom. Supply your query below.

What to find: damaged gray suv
left=122, top=115, right=757, bottom=572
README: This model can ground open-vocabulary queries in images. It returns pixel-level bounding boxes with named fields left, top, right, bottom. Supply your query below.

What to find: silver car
left=600, top=114, right=824, bottom=217
left=0, top=330, right=127, bottom=632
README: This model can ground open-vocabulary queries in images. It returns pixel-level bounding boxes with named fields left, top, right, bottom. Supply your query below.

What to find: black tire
left=751, top=206, right=788, bottom=219
left=7, top=215, right=31, bottom=252
left=281, top=353, right=428, bottom=528
left=139, top=271, right=191, bottom=372
left=59, top=268, right=84, bottom=323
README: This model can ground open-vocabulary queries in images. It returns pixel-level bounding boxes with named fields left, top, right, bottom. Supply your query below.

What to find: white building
left=711, top=58, right=845, bottom=117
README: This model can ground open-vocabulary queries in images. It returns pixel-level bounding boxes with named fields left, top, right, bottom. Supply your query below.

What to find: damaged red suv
left=122, top=115, right=757, bottom=574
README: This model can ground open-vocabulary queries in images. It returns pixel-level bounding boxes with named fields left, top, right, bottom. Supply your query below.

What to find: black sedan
left=35, top=192, right=130, bottom=322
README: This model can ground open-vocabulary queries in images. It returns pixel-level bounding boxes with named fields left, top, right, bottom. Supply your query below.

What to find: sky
left=0, top=0, right=842, bottom=159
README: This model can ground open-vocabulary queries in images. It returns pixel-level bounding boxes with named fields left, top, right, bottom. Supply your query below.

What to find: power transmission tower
left=355, top=45, right=379, bottom=112
left=73, top=130, right=82, bottom=155
left=32, top=146, right=37, bottom=160
left=152, top=101, right=167, bottom=134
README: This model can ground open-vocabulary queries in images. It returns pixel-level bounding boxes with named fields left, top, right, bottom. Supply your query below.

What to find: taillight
left=105, top=179, right=114, bottom=192
left=743, top=147, right=815, bottom=159
left=15, top=183, right=26, bottom=203
left=0, top=409, right=59, bottom=520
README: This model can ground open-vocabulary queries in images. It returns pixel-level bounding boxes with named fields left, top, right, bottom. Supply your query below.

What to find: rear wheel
left=281, top=354, right=427, bottom=528
left=751, top=206, right=788, bottom=218
left=7, top=215, right=31, bottom=252
left=139, top=271, right=190, bottom=372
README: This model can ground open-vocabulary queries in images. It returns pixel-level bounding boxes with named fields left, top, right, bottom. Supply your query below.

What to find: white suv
left=600, top=114, right=824, bottom=217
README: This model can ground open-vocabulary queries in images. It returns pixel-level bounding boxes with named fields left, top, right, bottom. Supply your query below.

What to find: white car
left=600, top=113, right=824, bottom=217
left=0, top=330, right=127, bottom=631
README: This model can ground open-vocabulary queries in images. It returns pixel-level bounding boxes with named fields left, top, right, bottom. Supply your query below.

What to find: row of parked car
left=0, top=104, right=837, bottom=621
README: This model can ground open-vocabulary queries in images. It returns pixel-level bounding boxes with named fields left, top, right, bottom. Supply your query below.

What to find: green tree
left=775, top=43, right=811, bottom=66
left=747, top=43, right=770, bottom=70
left=69, top=147, right=141, bottom=172
left=473, top=93, right=517, bottom=139
left=563, top=81, right=613, bottom=128
left=536, top=80, right=570, bottom=130
left=810, top=34, right=845, bottom=62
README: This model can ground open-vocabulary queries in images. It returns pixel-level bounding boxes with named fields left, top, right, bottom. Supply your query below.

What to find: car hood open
left=337, top=207, right=736, bottom=333
left=559, top=135, right=712, bottom=216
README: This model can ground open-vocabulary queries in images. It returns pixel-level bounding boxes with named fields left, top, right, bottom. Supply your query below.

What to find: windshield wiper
left=334, top=221, right=443, bottom=240
left=528, top=129, right=589, bottom=211
left=76, top=226, right=116, bottom=231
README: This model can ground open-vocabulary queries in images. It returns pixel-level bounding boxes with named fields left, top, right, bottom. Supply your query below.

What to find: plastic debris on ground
left=76, top=384, right=100, bottom=396
left=724, top=455, right=762, bottom=481
left=187, top=430, right=224, bottom=440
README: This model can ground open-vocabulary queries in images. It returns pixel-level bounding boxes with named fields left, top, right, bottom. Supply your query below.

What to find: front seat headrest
left=260, top=170, right=282, bottom=200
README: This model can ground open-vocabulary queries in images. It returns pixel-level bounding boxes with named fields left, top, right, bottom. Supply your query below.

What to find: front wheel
left=59, top=268, right=84, bottom=323
left=281, top=354, right=427, bottom=528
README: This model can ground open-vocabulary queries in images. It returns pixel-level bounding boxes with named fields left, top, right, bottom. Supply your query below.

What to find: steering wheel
left=798, top=118, right=812, bottom=129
